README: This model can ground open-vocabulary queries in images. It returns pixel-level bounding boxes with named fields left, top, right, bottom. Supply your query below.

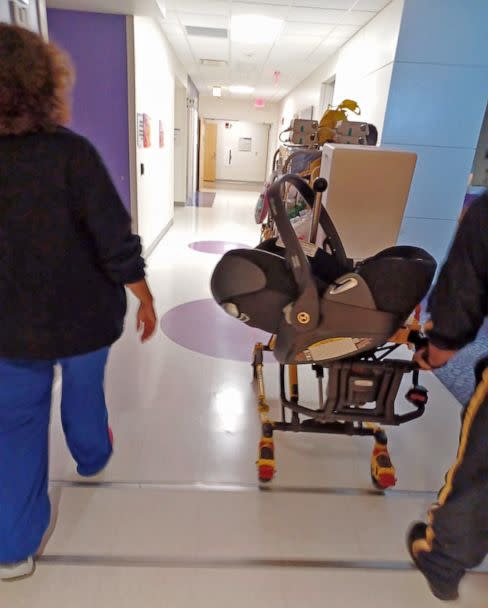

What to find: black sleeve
left=68, top=137, right=146, bottom=285
left=427, top=195, right=488, bottom=350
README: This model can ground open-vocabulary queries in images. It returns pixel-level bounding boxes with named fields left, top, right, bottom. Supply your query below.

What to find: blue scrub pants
left=0, top=348, right=112, bottom=563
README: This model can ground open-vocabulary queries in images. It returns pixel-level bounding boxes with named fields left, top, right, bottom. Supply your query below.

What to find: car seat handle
left=267, top=175, right=321, bottom=331
left=309, top=178, right=328, bottom=244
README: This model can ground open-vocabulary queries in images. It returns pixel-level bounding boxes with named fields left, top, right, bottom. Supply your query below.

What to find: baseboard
left=145, top=218, right=174, bottom=259
left=174, top=201, right=186, bottom=207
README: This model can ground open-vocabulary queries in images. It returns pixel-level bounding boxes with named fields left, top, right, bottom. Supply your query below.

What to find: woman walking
left=0, top=23, right=156, bottom=580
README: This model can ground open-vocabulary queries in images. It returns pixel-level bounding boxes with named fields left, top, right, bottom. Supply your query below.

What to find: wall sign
left=159, top=120, right=165, bottom=148
left=239, top=137, right=252, bottom=152
left=143, top=114, right=151, bottom=148
left=137, top=113, right=144, bottom=148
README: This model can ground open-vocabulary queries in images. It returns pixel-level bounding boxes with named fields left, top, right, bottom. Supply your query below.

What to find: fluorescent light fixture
left=212, top=86, right=222, bottom=98
left=229, top=85, right=255, bottom=95
left=231, top=14, right=283, bottom=45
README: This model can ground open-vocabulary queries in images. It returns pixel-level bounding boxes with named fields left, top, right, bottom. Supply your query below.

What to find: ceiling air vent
left=200, top=59, right=228, bottom=67
left=185, top=26, right=228, bottom=39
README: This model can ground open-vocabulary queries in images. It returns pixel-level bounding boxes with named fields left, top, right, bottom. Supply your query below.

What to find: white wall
left=131, top=16, right=187, bottom=251
left=174, top=83, right=188, bottom=204
left=278, top=0, right=405, bottom=142
left=200, top=97, right=280, bottom=176
left=211, top=121, right=270, bottom=182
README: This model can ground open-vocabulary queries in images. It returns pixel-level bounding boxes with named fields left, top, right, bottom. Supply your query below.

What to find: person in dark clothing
left=408, top=191, right=488, bottom=601
left=0, top=24, right=157, bottom=580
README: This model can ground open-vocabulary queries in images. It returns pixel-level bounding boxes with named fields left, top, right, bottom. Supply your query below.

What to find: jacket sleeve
left=427, top=195, right=488, bottom=350
left=68, top=138, right=146, bottom=285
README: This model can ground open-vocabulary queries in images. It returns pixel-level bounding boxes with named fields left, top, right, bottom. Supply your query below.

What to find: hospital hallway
left=2, top=185, right=487, bottom=607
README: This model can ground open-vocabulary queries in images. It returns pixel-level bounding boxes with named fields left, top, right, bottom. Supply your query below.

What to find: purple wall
left=47, top=9, right=131, bottom=211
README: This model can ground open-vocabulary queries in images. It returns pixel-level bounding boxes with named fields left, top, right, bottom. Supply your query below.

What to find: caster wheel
left=257, top=437, right=275, bottom=483
left=406, top=385, right=428, bottom=406
left=371, top=445, right=397, bottom=490
left=371, top=470, right=396, bottom=491
left=258, top=465, right=275, bottom=483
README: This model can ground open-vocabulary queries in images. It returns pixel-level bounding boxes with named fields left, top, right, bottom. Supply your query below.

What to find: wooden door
left=204, top=122, right=217, bottom=182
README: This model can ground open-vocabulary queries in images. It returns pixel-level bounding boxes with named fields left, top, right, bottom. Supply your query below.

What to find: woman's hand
left=127, top=278, right=157, bottom=343
left=414, top=344, right=458, bottom=371
left=137, top=300, right=157, bottom=342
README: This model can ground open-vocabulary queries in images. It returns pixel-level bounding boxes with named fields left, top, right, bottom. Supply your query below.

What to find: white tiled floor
left=6, top=186, right=488, bottom=605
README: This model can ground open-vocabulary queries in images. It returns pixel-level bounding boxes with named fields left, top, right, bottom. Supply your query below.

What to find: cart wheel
left=258, top=465, right=275, bottom=483
left=406, top=385, right=428, bottom=407
left=371, top=442, right=397, bottom=490
left=257, top=437, right=275, bottom=483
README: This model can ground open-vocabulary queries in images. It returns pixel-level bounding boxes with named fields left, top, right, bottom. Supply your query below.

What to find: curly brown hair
left=0, top=23, right=74, bottom=136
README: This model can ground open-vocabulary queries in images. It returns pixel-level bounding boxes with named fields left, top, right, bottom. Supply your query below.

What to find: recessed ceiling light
left=229, top=85, right=255, bottom=95
left=231, top=14, right=283, bottom=45
left=212, top=86, right=222, bottom=97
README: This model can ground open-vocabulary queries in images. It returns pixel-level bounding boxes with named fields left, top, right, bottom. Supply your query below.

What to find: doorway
left=204, top=120, right=270, bottom=183
left=319, top=77, right=336, bottom=115
left=186, top=101, right=199, bottom=203
left=173, top=81, right=188, bottom=206
left=203, top=121, right=217, bottom=182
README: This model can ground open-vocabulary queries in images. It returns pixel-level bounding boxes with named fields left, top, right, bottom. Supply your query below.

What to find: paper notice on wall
left=137, top=114, right=144, bottom=148
left=143, top=114, right=151, bottom=148
left=159, top=120, right=164, bottom=148
left=239, top=137, right=252, bottom=152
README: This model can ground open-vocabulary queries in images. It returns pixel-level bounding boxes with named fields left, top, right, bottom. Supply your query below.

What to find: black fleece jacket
left=0, top=128, right=145, bottom=360
left=428, top=192, right=488, bottom=351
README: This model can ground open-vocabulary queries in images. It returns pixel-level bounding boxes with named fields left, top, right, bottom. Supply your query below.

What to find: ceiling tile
left=178, top=13, right=229, bottom=29
left=165, top=0, right=230, bottom=14
left=329, top=24, right=361, bottom=37
left=237, top=0, right=291, bottom=5
left=310, top=40, right=342, bottom=59
left=269, top=34, right=323, bottom=61
left=189, top=36, right=229, bottom=61
left=231, top=2, right=289, bottom=18
left=231, top=43, right=270, bottom=65
left=291, top=0, right=355, bottom=7
left=353, top=0, right=391, bottom=9
left=282, top=21, right=335, bottom=36
left=340, top=10, right=376, bottom=25
left=160, top=0, right=386, bottom=100
left=199, top=64, right=231, bottom=80
left=288, top=7, right=347, bottom=24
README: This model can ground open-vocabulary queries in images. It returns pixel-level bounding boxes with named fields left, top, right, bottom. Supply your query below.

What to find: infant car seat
left=211, top=175, right=436, bottom=365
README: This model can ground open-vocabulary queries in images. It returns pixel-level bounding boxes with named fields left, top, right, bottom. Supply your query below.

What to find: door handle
left=229, top=149, right=232, bottom=165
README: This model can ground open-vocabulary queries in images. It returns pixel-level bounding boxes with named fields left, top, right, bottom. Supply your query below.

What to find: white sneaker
left=0, top=557, right=35, bottom=581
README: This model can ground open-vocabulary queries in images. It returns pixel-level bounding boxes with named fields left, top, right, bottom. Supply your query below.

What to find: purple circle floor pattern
left=188, top=240, right=250, bottom=255
left=161, top=298, right=274, bottom=363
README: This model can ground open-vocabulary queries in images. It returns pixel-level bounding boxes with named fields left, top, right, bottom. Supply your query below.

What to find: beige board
left=319, top=144, right=417, bottom=261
